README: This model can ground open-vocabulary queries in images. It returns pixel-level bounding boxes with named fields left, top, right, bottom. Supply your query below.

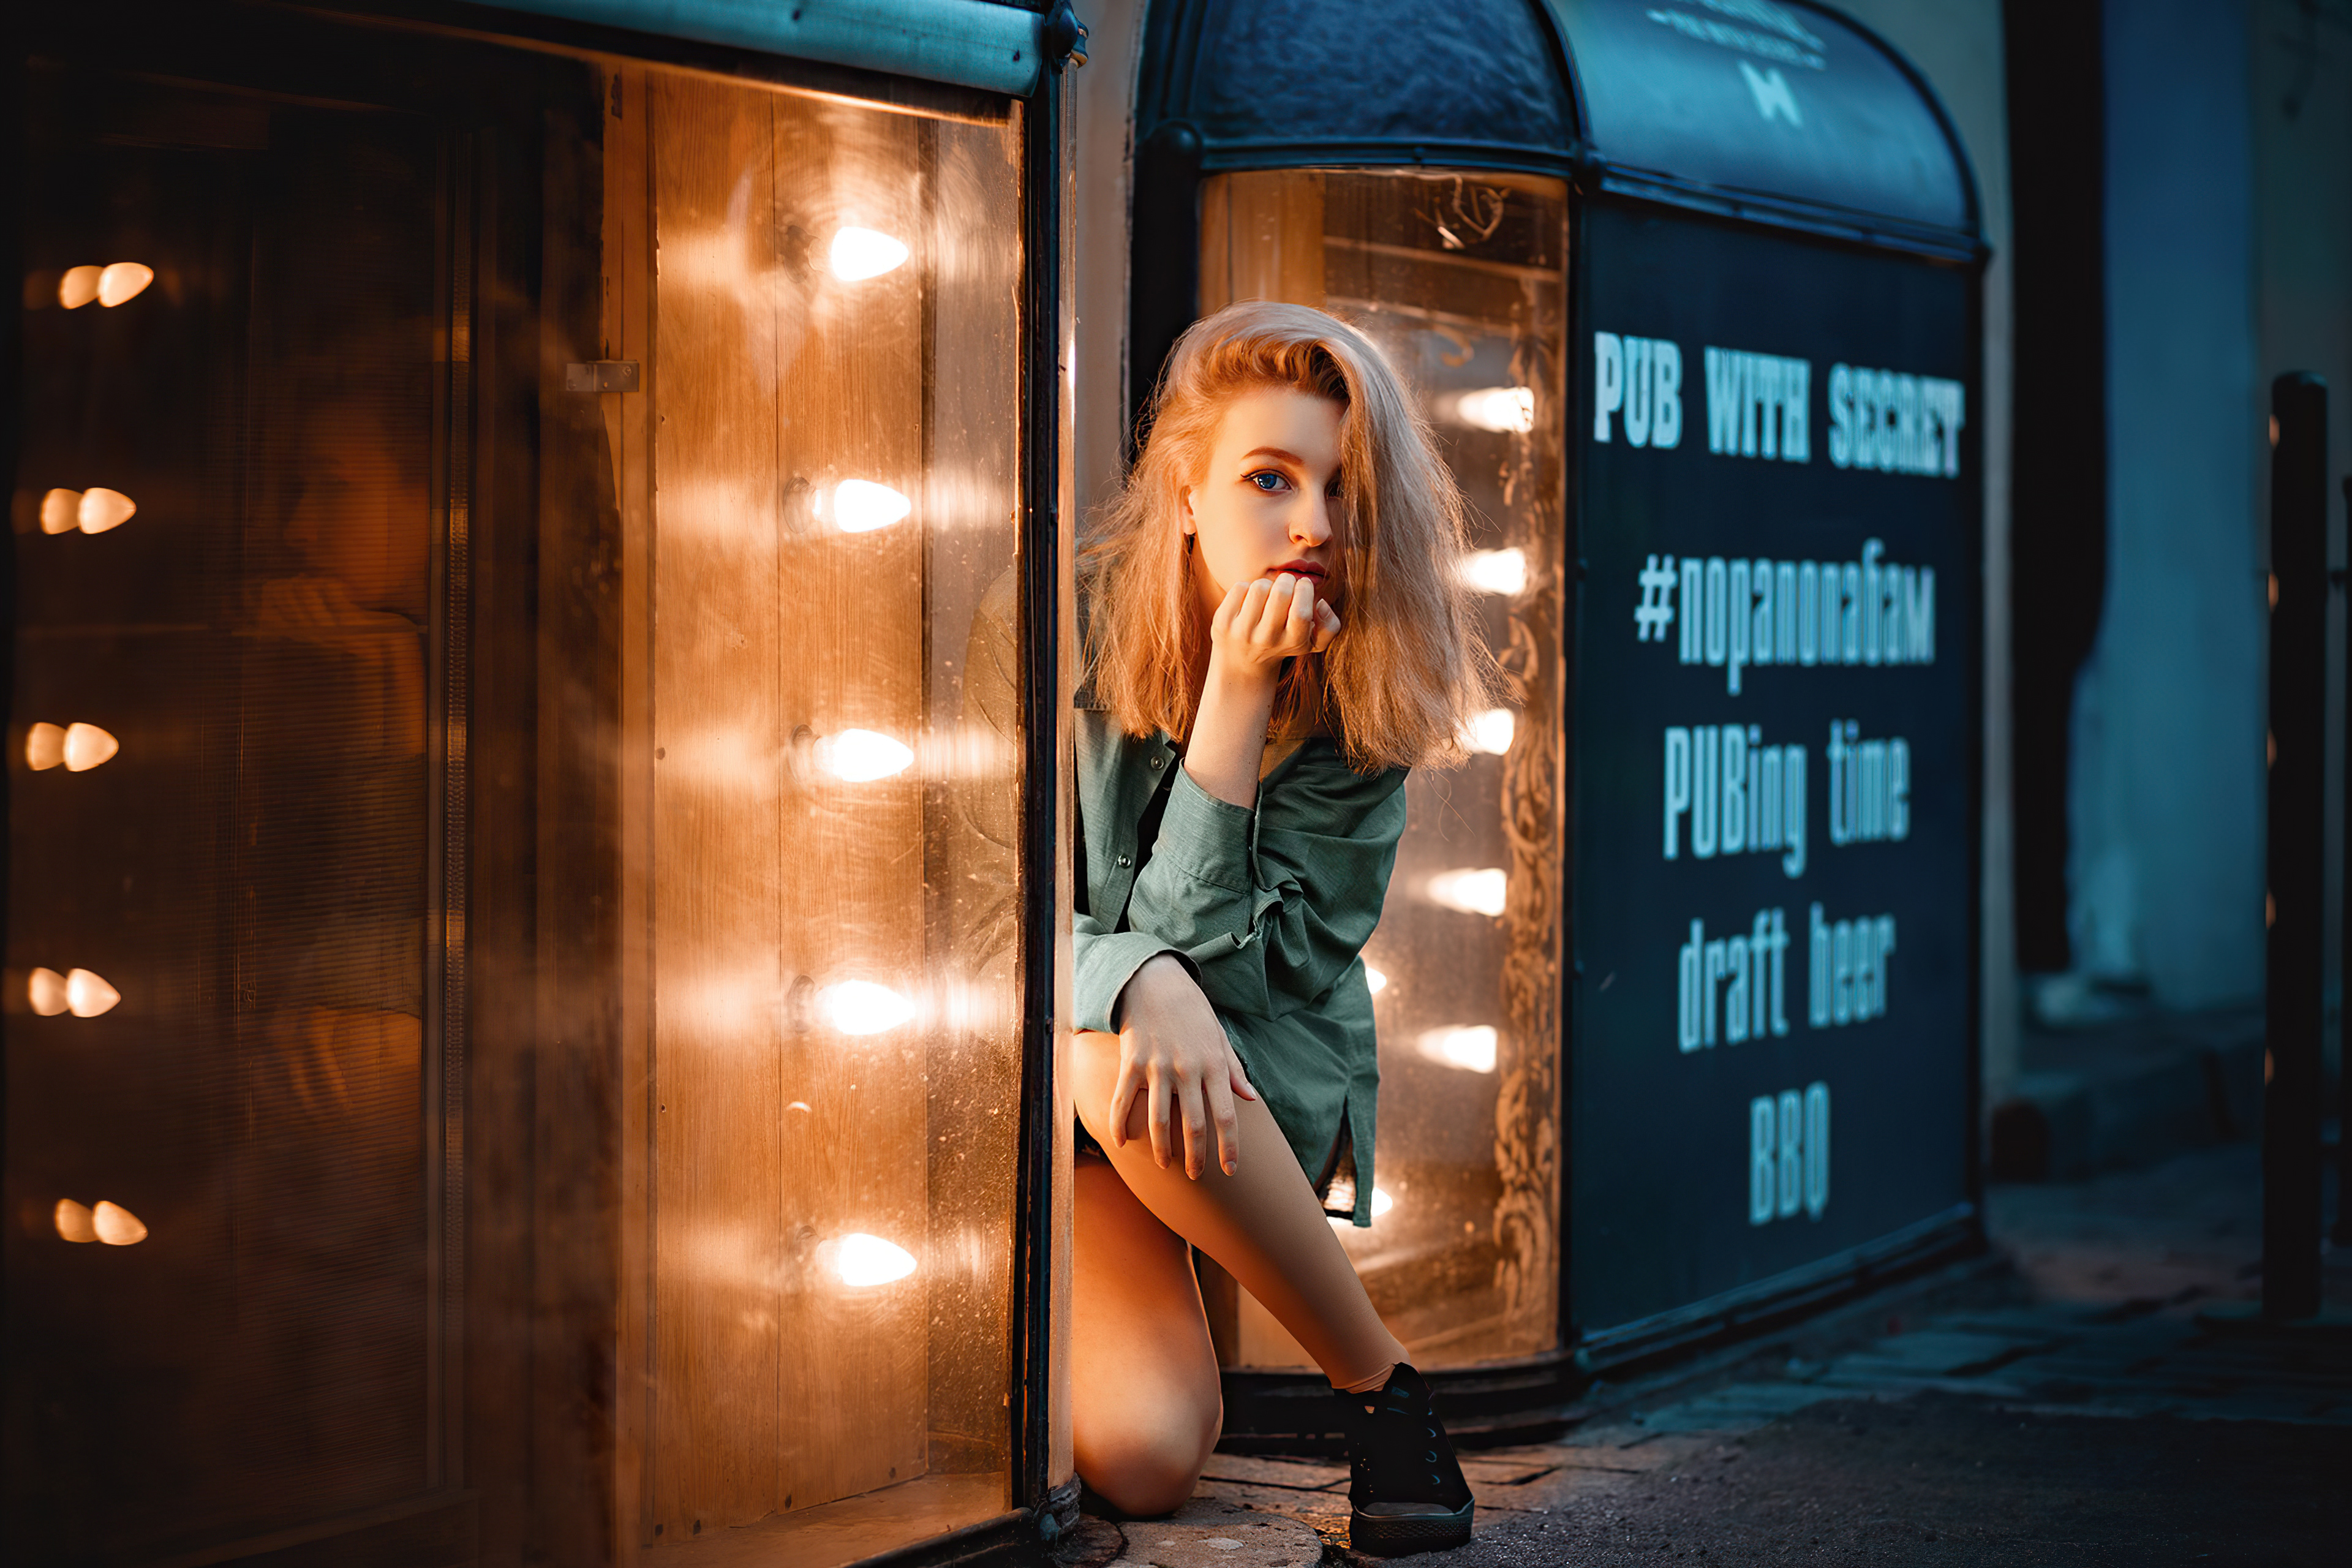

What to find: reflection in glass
left=66, top=968, right=120, bottom=1017
left=53, top=1198, right=96, bottom=1242
left=64, top=723, right=119, bottom=771
left=27, top=967, right=69, bottom=1016
left=58, top=265, right=102, bottom=309
left=91, top=1200, right=147, bottom=1245
left=97, top=262, right=154, bottom=307
left=38, top=489, right=80, bottom=534
left=1199, top=168, right=1566, bottom=1367
left=76, top=487, right=137, bottom=533
left=817, top=979, right=916, bottom=1036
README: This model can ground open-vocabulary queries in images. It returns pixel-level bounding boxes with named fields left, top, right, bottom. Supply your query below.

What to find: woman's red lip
left=1272, top=563, right=1327, bottom=579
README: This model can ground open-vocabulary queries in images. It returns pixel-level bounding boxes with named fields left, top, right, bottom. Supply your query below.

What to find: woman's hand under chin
left=1184, top=572, right=1342, bottom=810
left=1107, top=954, right=1261, bottom=1178
left=1209, top=571, right=1341, bottom=682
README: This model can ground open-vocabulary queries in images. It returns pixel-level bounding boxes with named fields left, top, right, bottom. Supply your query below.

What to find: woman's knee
left=1071, top=1028, right=1123, bottom=1136
left=1077, top=1389, right=1220, bottom=1516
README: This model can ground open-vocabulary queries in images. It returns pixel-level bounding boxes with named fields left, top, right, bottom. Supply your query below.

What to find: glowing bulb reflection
left=26, top=724, right=66, bottom=771
left=59, top=266, right=102, bottom=309
left=1459, top=548, right=1526, bottom=597
left=67, top=969, right=121, bottom=1018
left=1426, top=867, right=1507, bottom=918
left=834, top=1231, right=917, bottom=1287
left=97, top=263, right=154, bottom=307
left=63, top=724, right=118, bottom=772
left=92, top=1200, right=147, bottom=1245
left=55, top=1199, right=97, bottom=1242
left=39, top=490, right=81, bottom=535
left=824, top=480, right=911, bottom=534
left=29, top=968, right=69, bottom=1016
left=819, top=980, right=914, bottom=1036
left=1452, top=386, right=1536, bottom=434
left=1463, top=708, right=1515, bottom=756
left=814, top=728, right=913, bottom=782
left=78, top=488, right=136, bottom=533
left=1365, top=964, right=1388, bottom=995
left=1418, top=1024, right=1498, bottom=1074
left=1370, top=1185, right=1395, bottom=1217
left=829, top=227, right=910, bottom=282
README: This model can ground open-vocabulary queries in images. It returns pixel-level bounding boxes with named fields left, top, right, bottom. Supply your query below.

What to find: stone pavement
left=1055, top=1141, right=2352, bottom=1567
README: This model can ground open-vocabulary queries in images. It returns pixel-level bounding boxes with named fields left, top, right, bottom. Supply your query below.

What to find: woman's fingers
left=1147, top=1063, right=1176, bottom=1169
left=1205, top=1072, right=1242, bottom=1177
left=1311, top=599, right=1341, bottom=654
left=1106, top=1052, right=1143, bottom=1150
left=1226, top=1043, right=1260, bottom=1103
left=1178, top=1075, right=1211, bottom=1180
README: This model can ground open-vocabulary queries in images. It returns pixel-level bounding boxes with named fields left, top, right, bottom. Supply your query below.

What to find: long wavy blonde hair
left=1084, top=301, right=1496, bottom=772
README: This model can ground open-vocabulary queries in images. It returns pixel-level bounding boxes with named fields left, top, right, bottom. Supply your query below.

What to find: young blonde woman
left=1070, top=301, right=1496, bottom=1555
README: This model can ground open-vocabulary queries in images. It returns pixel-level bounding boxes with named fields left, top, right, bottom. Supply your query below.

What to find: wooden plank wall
left=646, top=75, right=930, bottom=1539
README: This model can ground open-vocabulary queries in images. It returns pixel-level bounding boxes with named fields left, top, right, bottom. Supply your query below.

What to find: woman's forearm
left=1184, top=656, right=1278, bottom=809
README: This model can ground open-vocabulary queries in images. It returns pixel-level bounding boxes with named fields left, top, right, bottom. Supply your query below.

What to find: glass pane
left=1199, top=169, right=1567, bottom=1368
left=618, top=66, right=1026, bottom=1556
left=7, top=71, right=443, bottom=1558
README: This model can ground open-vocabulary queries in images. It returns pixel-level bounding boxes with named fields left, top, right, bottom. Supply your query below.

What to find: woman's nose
left=1291, top=494, right=1333, bottom=546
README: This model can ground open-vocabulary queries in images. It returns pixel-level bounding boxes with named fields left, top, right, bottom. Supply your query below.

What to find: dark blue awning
left=1135, top=0, right=1978, bottom=256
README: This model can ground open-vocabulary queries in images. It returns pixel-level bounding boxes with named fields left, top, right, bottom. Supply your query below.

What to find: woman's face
left=1181, top=386, right=1345, bottom=619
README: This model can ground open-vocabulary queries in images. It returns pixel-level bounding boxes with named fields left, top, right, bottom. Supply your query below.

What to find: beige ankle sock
left=1333, top=1362, right=1397, bottom=1395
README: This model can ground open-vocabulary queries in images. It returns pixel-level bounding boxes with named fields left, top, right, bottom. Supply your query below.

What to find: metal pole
left=2339, top=473, right=2352, bottom=1249
left=2264, top=372, right=2327, bottom=1319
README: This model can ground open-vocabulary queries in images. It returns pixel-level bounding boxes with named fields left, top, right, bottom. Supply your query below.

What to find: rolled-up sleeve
left=1122, top=754, right=1408, bottom=1020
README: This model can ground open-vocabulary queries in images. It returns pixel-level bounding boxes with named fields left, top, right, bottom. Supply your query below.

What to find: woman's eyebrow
left=1238, top=446, right=1307, bottom=466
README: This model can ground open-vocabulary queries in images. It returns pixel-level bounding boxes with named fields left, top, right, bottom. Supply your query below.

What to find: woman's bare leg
left=1072, top=1158, right=1223, bottom=1515
left=1072, top=1029, right=1408, bottom=1391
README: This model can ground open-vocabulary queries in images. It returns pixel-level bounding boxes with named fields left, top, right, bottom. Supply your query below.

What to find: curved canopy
left=1135, top=0, right=1978, bottom=254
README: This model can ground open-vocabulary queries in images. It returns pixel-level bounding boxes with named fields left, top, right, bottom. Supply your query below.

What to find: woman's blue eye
left=1247, top=470, right=1287, bottom=492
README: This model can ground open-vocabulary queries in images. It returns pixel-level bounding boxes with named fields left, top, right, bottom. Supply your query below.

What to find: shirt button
left=1116, top=853, right=1133, bottom=867
left=1149, top=756, right=1165, bottom=769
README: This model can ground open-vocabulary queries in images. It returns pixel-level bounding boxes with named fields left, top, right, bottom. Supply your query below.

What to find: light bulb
left=55, top=1199, right=97, bottom=1242
left=39, top=489, right=81, bottom=534
left=1451, top=386, right=1536, bottom=434
left=1417, top=1024, right=1498, bottom=1074
left=829, top=227, right=910, bottom=282
left=67, top=969, right=121, bottom=1018
left=1426, top=867, right=1507, bottom=917
left=1463, top=708, right=1515, bottom=756
left=28, top=968, right=69, bottom=1016
left=1459, top=548, right=1526, bottom=596
left=26, top=723, right=66, bottom=771
left=78, top=488, right=136, bottom=533
left=1365, top=964, right=1389, bottom=995
left=814, top=728, right=913, bottom=782
left=63, top=724, right=118, bottom=772
left=825, top=480, right=911, bottom=534
left=97, top=263, right=154, bottom=307
left=819, top=980, right=914, bottom=1036
left=833, top=1232, right=917, bottom=1287
left=1370, top=1186, right=1395, bottom=1217
left=59, top=266, right=102, bottom=309
left=92, top=1200, right=147, bottom=1245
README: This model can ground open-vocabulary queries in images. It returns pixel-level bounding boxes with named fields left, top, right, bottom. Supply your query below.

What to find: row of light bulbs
left=39, top=487, right=135, bottom=535
left=27, top=722, right=117, bottom=772
left=40, top=261, right=152, bottom=1246
left=56, top=262, right=154, bottom=310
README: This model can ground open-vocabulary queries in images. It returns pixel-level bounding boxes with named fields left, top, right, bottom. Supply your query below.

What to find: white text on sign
left=1752, top=1084, right=1830, bottom=1224
left=1632, top=541, right=1936, bottom=695
left=1593, top=333, right=1685, bottom=447
left=1664, top=725, right=1807, bottom=876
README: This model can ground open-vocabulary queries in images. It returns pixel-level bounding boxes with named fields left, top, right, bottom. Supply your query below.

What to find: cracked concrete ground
left=1055, top=1143, right=2352, bottom=1567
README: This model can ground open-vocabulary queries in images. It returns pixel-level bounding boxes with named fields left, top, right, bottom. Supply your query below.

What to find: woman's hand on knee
left=1109, top=955, right=1259, bottom=1179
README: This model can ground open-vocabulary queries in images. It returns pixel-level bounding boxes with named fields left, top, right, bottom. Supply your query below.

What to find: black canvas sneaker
left=1344, top=1363, right=1475, bottom=1556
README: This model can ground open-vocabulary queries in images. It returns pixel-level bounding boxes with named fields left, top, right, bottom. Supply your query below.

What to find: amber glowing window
left=1197, top=168, right=1568, bottom=1368
left=603, top=64, right=1028, bottom=1555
